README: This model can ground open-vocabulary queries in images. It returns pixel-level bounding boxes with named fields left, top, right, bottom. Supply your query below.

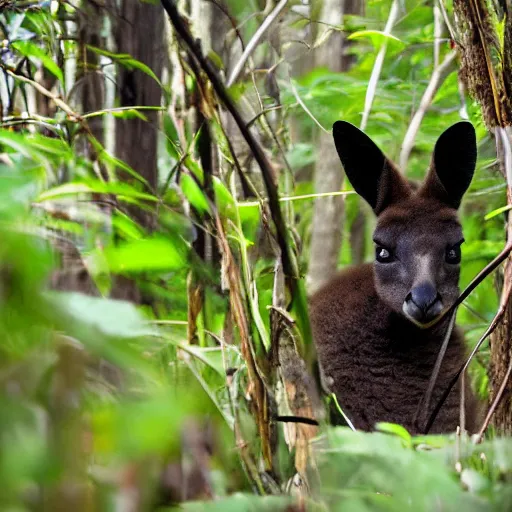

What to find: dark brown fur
left=310, top=121, right=480, bottom=434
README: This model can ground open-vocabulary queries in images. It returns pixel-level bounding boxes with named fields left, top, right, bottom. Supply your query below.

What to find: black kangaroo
left=310, top=121, right=480, bottom=434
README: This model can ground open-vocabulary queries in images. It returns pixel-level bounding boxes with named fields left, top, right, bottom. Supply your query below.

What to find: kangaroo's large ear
left=332, top=121, right=411, bottom=214
left=419, top=122, right=477, bottom=209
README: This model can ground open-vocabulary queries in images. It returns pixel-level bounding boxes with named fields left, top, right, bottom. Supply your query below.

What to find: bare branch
left=286, top=68, right=329, bottom=133
left=475, top=359, right=512, bottom=443
left=360, top=0, right=400, bottom=131
left=414, top=307, right=457, bottom=431
left=437, top=0, right=456, bottom=43
left=399, top=51, right=456, bottom=171
left=227, top=0, right=288, bottom=87
left=4, top=67, right=82, bottom=121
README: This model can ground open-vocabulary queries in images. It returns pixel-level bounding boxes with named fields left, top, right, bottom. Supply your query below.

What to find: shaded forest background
left=1, top=0, right=512, bottom=510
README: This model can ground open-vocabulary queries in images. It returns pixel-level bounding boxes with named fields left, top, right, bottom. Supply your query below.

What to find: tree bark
left=109, top=0, right=165, bottom=302
left=307, top=0, right=345, bottom=294
left=110, top=0, right=164, bottom=229
left=307, top=0, right=364, bottom=293
left=452, top=0, right=512, bottom=433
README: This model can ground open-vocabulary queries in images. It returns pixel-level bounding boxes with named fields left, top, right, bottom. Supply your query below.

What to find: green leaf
left=179, top=345, right=226, bottom=376
left=286, top=143, right=315, bottom=171
left=111, top=109, right=148, bottom=121
left=376, top=422, right=412, bottom=447
left=213, top=176, right=235, bottom=217
left=103, top=236, right=188, bottom=274
left=36, top=181, right=158, bottom=203
left=90, top=137, right=151, bottom=187
left=0, top=130, right=71, bottom=161
left=462, top=240, right=504, bottom=262
left=51, top=292, right=155, bottom=338
left=207, top=49, right=224, bottom=70
left=484, top=204, right=512, bottom=220
left=112, top=211, right=145, bottom=240
left=12, top=40, right=64, bottom=84
left=348, top=30, right=405, bottom=50
left=181, top=174, right=211, bottom=214
left=86, top=45, right=162, bottom=86
left=163, top=112, right=181, bottom=161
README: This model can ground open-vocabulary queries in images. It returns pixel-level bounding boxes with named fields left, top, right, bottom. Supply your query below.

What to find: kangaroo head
left=332, top=121, right=477, bottom=327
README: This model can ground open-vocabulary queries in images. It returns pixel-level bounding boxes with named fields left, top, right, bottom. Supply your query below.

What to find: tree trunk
left=307, top=0, right=364, bottom=293
left=51, top=0, right=105, bottom=296
left=110, top=0, right=164, bottom=228
left=109, top=0, right=165, bottom=302
left=307, top=0, right=345, bottom=294
left=452, top=0, right=512, bottom=433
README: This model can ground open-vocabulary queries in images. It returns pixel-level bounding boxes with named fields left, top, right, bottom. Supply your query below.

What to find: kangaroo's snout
left=403, top=282, right=443, bottom=325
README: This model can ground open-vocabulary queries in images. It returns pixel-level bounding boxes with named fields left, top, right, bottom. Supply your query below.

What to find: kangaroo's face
left=333, top=121, right=477, bottom=327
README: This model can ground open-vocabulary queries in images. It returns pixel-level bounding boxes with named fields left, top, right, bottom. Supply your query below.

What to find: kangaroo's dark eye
left=376, top=246, right=394, bottom=263
left=445, top=245, right=461, bottom=264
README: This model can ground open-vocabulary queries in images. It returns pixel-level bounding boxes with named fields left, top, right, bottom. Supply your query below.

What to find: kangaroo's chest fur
left=310, top=264, right=475, bottom=434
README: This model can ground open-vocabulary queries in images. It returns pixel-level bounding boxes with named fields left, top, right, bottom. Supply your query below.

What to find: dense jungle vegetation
left=1, top=0, right=512, bottom=510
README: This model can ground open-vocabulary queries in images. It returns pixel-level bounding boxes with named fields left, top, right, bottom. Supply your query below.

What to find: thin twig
left=82, top=105, right=165, bottom=119
left=237, top=190, right=354, bottom=208
left=475, top=359, right=512, bottom=443
left=275, top=415, right=319, bottom=426
left=460, top=370, right=466, bottom=435
left=437, top=0, right=456, bottom=43
left=331, top=393, right=356, bottom=432
left=399, top=51, right=456, bottom=170
left=205, top=0, right=246, bottom=52
left=414, top=307, right=457, bottom=431
left=286, top=68, right=328, bottom=133
left=246, top=105, right=283, bottom=127
left=424, top=299, right=508, bottom=433
left=433, top=3, right=443, bottom=68
left=227, top=0, right=288, bottom=87
left=4, top=68, right=82, bottom=121
left=423, top=242, right=512, bottom=432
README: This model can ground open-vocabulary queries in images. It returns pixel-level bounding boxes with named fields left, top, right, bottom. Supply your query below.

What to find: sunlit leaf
left=484, top=204, right=512, bottom=220
left=103, top=236, right=188, bottom=273
left=348, top=30, right=405, bottom=50
left=181, top=173, right=211, bottom=214
left=36, top=181, right=158, bottom=203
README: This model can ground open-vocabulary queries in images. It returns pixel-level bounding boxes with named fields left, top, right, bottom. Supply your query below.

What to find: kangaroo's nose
left=410, top=283, right=439, bottom=312
left=403, top=283, right=443, bottom=325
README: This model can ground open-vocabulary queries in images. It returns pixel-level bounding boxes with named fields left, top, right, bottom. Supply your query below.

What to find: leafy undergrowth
left=0, top=176, right=511, bottom=510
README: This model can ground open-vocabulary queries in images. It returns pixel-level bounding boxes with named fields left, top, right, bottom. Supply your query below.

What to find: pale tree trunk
left=346, top=0, right=367, bottom=266
left=187, top=0, right=219, bottom=344
left=109, top=0, right=165, bottom=302
left=452, top=0, right=512, bottom=433
left=307, top=0, right=364, bottom=293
